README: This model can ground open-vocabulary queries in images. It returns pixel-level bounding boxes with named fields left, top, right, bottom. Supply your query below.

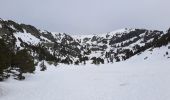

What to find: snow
left=1, top=27, right=170, bottom=100
left=0, top=24, right=2, bottom=28
left=72, top=28, right=131, bottom=40
left=40, top=36, right=51, bottom=42
left=14, top=30, right=40, bottom=47
left=129, top=44, right=170, bottom=62
left=9, top=25, right=16, bottom=30
left=39, top=30, right=48, bottom=34
left=51, top=32, right=65, bottom=43
left=72, top=34, right=94, bottom=40
left=1, top=45, right=170, bottom=100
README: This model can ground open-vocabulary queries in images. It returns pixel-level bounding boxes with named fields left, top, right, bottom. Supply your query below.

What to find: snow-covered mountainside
left=0, top=19, right=170, bottom=81
left=0, top=18, right=170, bottom=100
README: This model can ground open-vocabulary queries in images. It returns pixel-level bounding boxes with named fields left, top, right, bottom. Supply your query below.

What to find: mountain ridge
left=0, top=18, right=170, bottom=81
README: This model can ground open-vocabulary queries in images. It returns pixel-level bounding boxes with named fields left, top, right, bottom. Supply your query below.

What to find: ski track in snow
left=1, top=60, right=170, bottom=100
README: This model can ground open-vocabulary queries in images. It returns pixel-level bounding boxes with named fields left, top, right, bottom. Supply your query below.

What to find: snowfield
left=0, top=46, right=170, bottom=100
left=1, top=62, right=170, bottom=100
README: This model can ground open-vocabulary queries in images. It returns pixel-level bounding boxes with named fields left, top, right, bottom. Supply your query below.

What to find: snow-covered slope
left=0, top=19, right=170, bottom=70
left=1, top=19, right=169, bottom=64
left=128, top=44, right=170, bottom=62
left=1, top=51, right=170, bottom=100
left=1, top=18, right=170, bottom=100
left=14, top=30, right=40, bottom=47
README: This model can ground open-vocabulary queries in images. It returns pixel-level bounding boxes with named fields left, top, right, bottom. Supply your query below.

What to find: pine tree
left=40, top=61, right=47, bottom=71
left=13, top=49, right=35, bottom=80
left=0, top=39, right=11, bottom=80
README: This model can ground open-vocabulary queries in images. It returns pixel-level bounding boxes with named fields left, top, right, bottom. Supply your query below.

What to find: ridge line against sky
left=0, top=0, right=170, bottom=34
